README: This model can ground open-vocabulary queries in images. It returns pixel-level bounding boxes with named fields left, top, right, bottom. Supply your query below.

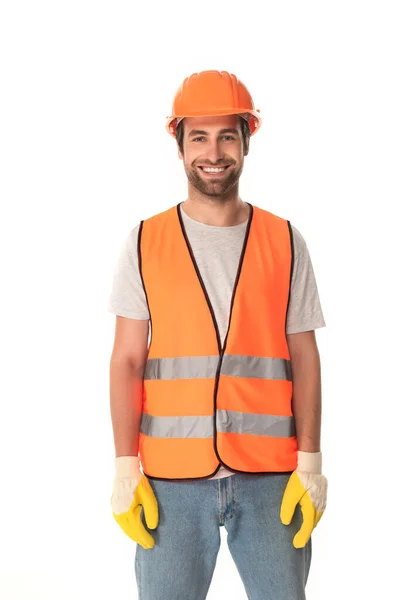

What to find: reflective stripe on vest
left=140, top=412, right=295, bottom=438
left=144, top=355, right=292, bottom=381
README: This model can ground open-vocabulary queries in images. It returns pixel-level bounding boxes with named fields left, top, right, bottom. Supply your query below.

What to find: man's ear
left=177, top=147, right=183, bottom=160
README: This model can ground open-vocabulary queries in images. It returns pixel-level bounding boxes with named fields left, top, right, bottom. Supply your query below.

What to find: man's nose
left=206, top=140, right=224, bottom=163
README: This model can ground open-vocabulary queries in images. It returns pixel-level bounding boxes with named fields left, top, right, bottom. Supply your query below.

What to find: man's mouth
left=197, top=165, right=231, bottom=176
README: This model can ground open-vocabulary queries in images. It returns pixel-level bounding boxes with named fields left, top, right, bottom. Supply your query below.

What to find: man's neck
left=182, top=189, right=250, bottom=227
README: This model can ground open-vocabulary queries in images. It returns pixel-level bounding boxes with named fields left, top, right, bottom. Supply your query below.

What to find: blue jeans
left=135, top=472, right=312, bottom=599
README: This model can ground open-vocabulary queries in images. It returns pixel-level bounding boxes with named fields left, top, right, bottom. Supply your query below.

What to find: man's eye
left=191, top=135, right=235, bottom=142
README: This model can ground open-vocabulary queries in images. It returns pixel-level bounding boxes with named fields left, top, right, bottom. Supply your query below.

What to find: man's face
left=178, top=115, right=248, bottom=198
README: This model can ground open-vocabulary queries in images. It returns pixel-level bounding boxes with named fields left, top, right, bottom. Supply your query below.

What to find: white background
left=1, top=1, right=399, bottom=598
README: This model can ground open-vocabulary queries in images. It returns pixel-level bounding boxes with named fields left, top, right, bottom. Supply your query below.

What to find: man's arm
left=109, top=316, right=149, bottom=457
left=287, top=330, right=322, bottom=453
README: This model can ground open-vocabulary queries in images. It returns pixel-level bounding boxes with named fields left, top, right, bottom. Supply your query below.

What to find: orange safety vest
left=138, top=202, right=298, bottom=481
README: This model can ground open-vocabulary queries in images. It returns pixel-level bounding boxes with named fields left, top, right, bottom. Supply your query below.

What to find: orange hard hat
left=166, top=70, right=262, bottom=137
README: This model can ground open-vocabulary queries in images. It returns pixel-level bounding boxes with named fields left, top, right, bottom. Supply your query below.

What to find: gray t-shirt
left=108, top=204, right=326, bottom=480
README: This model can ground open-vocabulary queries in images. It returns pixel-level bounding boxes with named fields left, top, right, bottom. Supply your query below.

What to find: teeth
left=202, top=167, right=226, bottom=173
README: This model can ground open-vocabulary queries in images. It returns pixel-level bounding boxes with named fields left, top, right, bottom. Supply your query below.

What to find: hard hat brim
left=166, top=109, right=262, bottom=138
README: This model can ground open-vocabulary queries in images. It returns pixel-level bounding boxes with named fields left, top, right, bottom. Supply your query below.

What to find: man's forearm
left=290, top=337, right=322, bottom=453
left=109, top=358, right=144, bottom=457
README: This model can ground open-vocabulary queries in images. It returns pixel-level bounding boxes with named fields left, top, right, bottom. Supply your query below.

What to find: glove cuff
left=297, top=451, right=322, bottom=474
left=114, top=455, right=142, bottom=478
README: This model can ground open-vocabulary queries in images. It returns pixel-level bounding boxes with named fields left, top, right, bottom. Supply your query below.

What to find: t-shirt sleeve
left=108, top=224, right=150, bottom=320
left=286, top=225, right=326, bottom=334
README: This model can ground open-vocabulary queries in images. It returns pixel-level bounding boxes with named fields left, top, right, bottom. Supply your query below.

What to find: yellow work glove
left=280, top=451, right=327, bottom=548
left=111, top=456, right=159, bottom=549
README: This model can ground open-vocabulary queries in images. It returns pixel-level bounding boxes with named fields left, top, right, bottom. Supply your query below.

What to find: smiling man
left=109, top=70, right=328, bottom=600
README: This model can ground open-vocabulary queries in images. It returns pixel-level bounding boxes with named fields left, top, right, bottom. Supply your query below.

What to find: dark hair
left=175, top=116, right=251, bottom=155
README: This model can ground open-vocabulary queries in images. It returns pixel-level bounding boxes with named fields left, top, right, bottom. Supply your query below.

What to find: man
left=108, top=70, right=328, bottom=600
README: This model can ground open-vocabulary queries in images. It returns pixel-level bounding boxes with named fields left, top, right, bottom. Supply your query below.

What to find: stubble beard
left=185, top=162, right=243, bottom=198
